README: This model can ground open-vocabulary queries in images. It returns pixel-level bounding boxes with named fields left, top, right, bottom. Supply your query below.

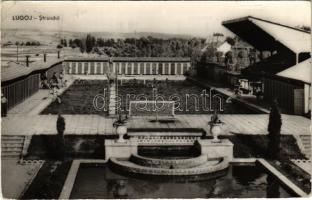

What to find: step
left=1, top=136, right=24, bottom=140
left=2, top=152, right=20, bottom=157
left=299, top=135, right=311, bottom=138
left=2, top=137, right=24, bottom=141
left=2, top=152, right=22, bottom=156
left=2, top=148, right=23, bottom=152
left=2, top=135, right=24, bottom=139
left=1, top=143, right=23, bottom=148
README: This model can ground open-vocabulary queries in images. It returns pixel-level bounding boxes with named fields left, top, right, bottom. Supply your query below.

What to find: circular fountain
left=109, top=154, right=229, bottom=176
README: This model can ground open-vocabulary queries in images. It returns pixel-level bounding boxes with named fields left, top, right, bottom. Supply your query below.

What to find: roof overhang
left=222, top=16, right=311, bottom=54
left=277, top=59, right=311, bottom=84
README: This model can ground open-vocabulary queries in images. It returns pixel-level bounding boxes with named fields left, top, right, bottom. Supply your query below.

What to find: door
left=294, top=89, right=304, bottom=115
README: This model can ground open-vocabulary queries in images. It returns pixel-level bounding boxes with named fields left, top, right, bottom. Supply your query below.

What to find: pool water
left=69, top=163, right=295, bottom=198
left=41, top=80, right=260, bottom=115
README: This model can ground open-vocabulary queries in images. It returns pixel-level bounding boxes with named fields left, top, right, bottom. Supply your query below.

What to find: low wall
left=105, top=139, right=138, bottom=159
left=197, top=139, right=234, bottom=160
left=105, top=138, right=234, bottom=164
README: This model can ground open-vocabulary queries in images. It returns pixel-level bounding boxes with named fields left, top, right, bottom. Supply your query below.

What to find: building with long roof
left=222, top=16, right=311, bottom=115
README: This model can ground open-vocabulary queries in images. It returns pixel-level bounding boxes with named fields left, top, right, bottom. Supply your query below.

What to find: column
left=88, top=62, right=91, bottom=74
left=180, top=63, right=183, bottom=75
left=168, top=64, right=171, bottom=75
left=94, top=63, right=97, bottom=74
left=144, top=63, right=146, bottom=75
left=155, top=63, right=159, bottom=75
left=69, top=62, right=72, bottom=74
left=125, top=63, right=128, bottom=74
left=119, top=63, right=122, bottom=75
left=174, top=63, right=177, bottom=75
left=101, top=62, right=104, bottom=74
left=76, top=62, right=79, bottom=74
left=162, top=63, right=165, bottom=75
left=138, top=63, right=141, bottom=75
left=82, top=62, right=85, bottom=74
left=111, top=62, right=114, bottom=73
left=304, top=84, right=310, bottom=113
left=187, top=62, right=191, bottom=71
left=131, top=63, right=134, bottom=75
left=150, top=62, right=153, bottom=75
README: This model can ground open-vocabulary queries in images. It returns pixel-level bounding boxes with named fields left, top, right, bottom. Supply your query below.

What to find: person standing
left=51, top=72, right=60, bottom=89
left=1, top=93, right=8, bottom=117
left=56, top=114, right=65, bottom=160
left=59, top=70, right=64, bottom=87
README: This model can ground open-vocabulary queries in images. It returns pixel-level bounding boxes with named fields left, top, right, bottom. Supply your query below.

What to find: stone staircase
left=1, top=135, right=25, bottom=159
left=299, top=135, right=311, bottom=158
left=109, top=83, right=117, bottom=116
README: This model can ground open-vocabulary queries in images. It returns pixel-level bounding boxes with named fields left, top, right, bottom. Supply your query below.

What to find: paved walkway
left=214, top=88, right=270, bottom=114
left=188, top=77, right=270, bottom=114
left=2, top=114, right=310, bottom=136
left=7, top=77, right=75, bottom=116
left=8, top=90, right=51, bottom=116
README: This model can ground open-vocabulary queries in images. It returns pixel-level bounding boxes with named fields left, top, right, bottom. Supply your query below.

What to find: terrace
left=1, top=71, right=311, bottom=198
left=1, top=58, right=311, bottom=199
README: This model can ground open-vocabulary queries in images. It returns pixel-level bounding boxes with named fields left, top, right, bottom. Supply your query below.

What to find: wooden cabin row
left=63, top=59, right=191, bottom=76
left=1, top=62, right=63, bottom=110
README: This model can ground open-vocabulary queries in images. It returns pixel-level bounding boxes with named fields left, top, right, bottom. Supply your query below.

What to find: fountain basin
left=129, top=154, right=208, bottom=169
left=109, top=156, right=229, bottom=176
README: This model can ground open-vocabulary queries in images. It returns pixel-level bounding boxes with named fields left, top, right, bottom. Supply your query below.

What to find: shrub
left=267, top=100, right=282, bottom=159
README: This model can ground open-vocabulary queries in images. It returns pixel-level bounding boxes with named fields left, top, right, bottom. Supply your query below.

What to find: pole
left=115, top=58, right=119, bottom=116
left=16, top=44, right=19, bottom=62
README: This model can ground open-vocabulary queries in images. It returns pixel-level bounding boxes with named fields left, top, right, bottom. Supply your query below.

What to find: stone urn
left=209, top=122, right=223, bottom=143
left=208, top=112, right=224, bottom=143
left=113, top=115, right=128, bottom=143
left=116, top=124, right=127, bottom=143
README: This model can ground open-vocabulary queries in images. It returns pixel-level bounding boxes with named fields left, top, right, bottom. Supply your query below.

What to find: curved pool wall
left=109, top=156, right=229, bottom=176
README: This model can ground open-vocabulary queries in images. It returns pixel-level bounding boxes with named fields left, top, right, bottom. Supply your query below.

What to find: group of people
left=40, top=71, right=65, bottom=103
left=41, top=71, right=65, bottom=90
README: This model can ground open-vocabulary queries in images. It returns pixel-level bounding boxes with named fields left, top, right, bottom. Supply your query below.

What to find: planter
left=209, top=122, right=223, bottom=143
left=116, top=124, right=127, bottom=143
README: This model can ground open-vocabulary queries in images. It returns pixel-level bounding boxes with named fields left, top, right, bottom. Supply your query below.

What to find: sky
left=2, top=1, right=311, bottom=38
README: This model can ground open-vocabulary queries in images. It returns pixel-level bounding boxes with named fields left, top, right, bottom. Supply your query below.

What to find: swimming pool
left=69, top=163, right=296, bottom=198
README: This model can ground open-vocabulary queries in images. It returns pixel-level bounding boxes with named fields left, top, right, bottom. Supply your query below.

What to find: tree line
left=58, top=34, right=206, bottom=62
